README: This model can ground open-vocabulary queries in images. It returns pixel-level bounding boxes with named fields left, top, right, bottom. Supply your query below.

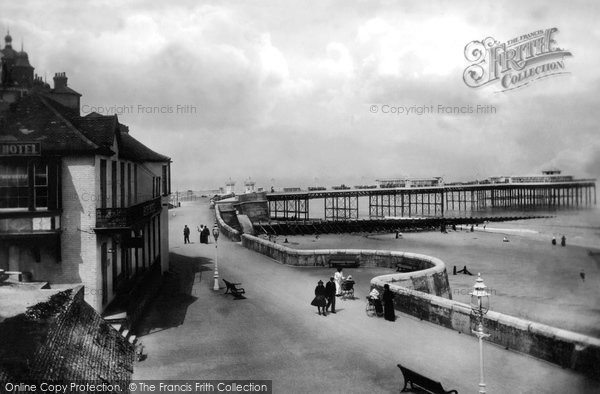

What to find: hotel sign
left=0, top=142, right=41, bottom=156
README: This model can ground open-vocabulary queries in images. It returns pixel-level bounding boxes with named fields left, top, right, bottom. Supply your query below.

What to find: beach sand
left=272, top=226, right=600, bottom=338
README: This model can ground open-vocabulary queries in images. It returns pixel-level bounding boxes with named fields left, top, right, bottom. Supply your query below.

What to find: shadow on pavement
left=135, top=252, right=213, bottom=336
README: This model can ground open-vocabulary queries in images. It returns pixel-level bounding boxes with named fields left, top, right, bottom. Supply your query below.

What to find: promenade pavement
left=133, top=201, right=600, bottom=393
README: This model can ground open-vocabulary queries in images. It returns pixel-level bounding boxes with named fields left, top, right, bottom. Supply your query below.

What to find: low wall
left=241, top=234, right=451, bottom=298
left=369, top=277, right=600, bottom=380
left=215, top=204, right=242, bottom=242
left=241, top=233, right=600, bottom=380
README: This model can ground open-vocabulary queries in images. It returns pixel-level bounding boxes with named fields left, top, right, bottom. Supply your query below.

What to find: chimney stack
left=53, top=72, right=67, bottom=90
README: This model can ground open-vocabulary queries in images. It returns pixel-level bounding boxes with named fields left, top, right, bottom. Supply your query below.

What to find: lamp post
left=212, top=226, right=220, bottom=291
left=470, top=273, right=491, bottom=394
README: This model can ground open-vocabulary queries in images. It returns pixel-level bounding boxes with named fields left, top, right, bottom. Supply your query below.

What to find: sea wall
left=234, top=192, right=269, bottom=222
left=241, top=234, right=451, bottom=298
left=371, top=275, right=600, bottom=380
left=241, top=233, right=600, bottom=380
left=215, top=204, right=242, bottom=242
left=369, top=277, right=600, bottom=380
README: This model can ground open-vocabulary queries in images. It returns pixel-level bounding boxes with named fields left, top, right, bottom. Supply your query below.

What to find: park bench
left=222, top=279, right=245, bottom=298
left=395, top=262, right=414, bottom=273
left=397, top=364, right=457, bottom=394
left=328, top=256, right=360, bottom=269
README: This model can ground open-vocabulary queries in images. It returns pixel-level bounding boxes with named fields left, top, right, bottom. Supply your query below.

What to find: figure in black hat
left=311, top=280, right=327, bottom=316
left=325, top=277, right=336, bottom=314
left=183, top=225, right=190, bottom=244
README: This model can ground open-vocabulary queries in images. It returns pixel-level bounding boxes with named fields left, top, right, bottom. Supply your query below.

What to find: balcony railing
left=96, top=197, right=162, bottom=229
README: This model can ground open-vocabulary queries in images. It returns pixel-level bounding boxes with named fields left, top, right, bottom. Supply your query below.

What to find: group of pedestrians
left=311, top=270, right=396, bottom=322
left=369, top=284, right=396, bottom=321
left=311, top=267, right=355, bottom=316
left=183, top=224, right=211, bottom=244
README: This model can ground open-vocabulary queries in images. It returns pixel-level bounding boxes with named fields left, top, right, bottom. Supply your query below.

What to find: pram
left=366, top=294, right=383, bottom=317
left=340, top=279, right=355, bottom=300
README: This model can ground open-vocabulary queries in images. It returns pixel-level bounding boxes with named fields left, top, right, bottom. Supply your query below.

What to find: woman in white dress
left=333, top=267, right=345, bottom=296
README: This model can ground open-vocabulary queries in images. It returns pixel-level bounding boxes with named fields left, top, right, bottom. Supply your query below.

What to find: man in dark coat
left=325, top=276, right=336, bottom=314
left=183, top=225, right=190, bottom=244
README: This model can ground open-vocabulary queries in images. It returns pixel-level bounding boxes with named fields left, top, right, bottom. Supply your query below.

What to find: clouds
left=3, top=0, right=599, bottom=190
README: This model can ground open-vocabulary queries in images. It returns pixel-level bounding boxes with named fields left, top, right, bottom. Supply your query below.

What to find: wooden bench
left=222, top=279, right=245, bottom=298
left=328, top=256, right=359, bottom=268
left=397, top=364, right=457, bottom=393
left=395, top=263, right=414, bottom=273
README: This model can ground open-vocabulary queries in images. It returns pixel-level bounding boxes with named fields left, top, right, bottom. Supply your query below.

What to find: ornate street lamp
left=470, top=273, right=491, bottom=394
left=212, top=226, right=220, bottom=291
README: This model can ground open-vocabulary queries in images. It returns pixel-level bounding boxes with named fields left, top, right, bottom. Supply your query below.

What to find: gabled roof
left=75, top=113, right=118, bottom=149
left=0, top=92, right=170, bottom=163
left=51, top=86, right=82, bottom=96
left=0, top=93, right=104, bottom=155
left=119, top=131, right=170, bottom=162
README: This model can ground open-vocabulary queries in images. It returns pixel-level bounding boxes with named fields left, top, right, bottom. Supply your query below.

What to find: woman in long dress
left=382, top=284, right=396, bottom=321
left=334, top=267, right=344, bottom=296
left=311, top=280, right=328, bottom=316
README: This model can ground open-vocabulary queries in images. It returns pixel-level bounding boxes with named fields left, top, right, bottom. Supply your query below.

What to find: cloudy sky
left=4, top=0, right=600, bottom=191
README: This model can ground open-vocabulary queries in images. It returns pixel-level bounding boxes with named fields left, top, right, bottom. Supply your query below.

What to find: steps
left=105, top=313, right=137, bottom=346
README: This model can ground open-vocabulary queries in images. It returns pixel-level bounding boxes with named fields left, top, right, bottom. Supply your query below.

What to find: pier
left=267, top=180, right=596, bottom=220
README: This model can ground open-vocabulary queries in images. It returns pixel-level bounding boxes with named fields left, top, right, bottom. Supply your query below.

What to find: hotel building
left=0, top=32, right=171, bottom=312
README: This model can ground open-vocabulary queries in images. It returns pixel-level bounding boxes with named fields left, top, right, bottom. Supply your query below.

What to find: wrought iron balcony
left=95, top=197, right=162, bottom=229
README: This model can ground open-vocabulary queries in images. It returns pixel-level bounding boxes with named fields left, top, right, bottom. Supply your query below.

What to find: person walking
left=382, top=284, right=396, bottom=322
left=202, top=225, right=211, bottom=244
left=325, top=277, right=336, bottom=314
left=334, top=267, right=345, bottom=297
left=183, top=225, right=190, bottom=244
left=311, top=280, right=328, bottom=316
left=561, top=235, right=566, bottom=247
left=197, top=225, right=204, bottom=243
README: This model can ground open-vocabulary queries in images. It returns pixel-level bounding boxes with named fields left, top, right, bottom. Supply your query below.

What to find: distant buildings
left=488, top=169, right=574, bottom=184
left=375, top=177, right=444, bottom=188
left=0, top=32, right=171, bottom=312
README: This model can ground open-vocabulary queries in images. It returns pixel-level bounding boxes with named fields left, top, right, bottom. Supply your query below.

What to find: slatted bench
left=328, top=256, right=360, bottom=268
left=395, top=262, right=414, bottom=273
left=397, top=364, right=457, bottom=393
left=222, top=279, right=245, bottom=298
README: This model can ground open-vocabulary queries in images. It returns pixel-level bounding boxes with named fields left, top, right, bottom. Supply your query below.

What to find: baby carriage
left=366, top=289, right=384, bottom=317
left=340, top=278, right=355, bottom=300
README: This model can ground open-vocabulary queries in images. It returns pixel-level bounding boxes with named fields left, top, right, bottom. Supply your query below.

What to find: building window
left=34, top=163, right=48, bottom=208
left=0, top=163, right=28, bottom=208
left=120, top=162, right=125, bottom=208
left=111, top=161, right=117, bottom=208
left=100, top=160, right=107, bottom=208
left=0, top=162, right=49, bottom=209
left=127, top=163, right=132, bottom=207
left=162, top=165, right=168, bottom=196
